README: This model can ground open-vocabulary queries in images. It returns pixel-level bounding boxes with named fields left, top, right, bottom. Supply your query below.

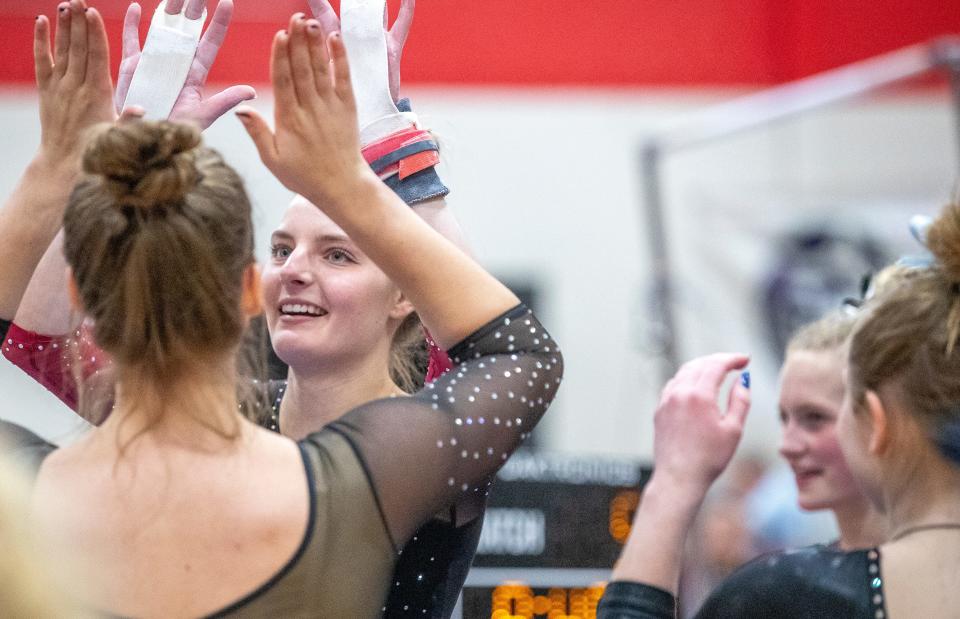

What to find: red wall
left=1, top=1, right=958, bottom=86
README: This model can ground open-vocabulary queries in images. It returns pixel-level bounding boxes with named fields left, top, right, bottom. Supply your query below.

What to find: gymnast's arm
left=241, top=17, right=560, bottom=543
left=0, top=2, right=114, bottom=321
left=8, top=0, right=462, bottom=390
left=597, top=355, right=751, bottom=619
left=12, top=0, right=252, bottom=336
left=6, top=0, right=254, bottom=413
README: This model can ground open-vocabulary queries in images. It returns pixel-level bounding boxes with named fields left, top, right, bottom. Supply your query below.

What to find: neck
left=833, top=496, right=887, bottom=550
left=279, top=352, right=403, bottom=440
left=95, top=361, right=247, bottom=453
left=883, top=450, right=960, bottom=542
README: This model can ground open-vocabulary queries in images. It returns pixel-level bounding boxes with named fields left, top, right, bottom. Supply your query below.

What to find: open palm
left=114, top=0, right=255, bottom=130
left=308, top=0, right=414, bottom=102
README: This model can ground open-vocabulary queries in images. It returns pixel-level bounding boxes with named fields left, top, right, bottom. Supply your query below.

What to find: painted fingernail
left=740, top=371, right=751, bottom=389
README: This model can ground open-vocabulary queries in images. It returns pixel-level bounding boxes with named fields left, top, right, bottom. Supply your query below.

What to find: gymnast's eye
left=799, top=409, right=831, bottom=430
left=326, top=248, right=356, bottom=265
left=270, top=244, right=293, bottom=261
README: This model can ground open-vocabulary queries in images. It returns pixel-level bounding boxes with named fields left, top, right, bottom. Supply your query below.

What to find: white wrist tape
left=340, top=0, right=418, bottom=145
left=122, top=0, right=206, bottom=120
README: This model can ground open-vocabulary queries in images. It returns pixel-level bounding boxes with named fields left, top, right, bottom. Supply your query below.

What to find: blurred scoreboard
left=455, top=450, right=651, bottom=619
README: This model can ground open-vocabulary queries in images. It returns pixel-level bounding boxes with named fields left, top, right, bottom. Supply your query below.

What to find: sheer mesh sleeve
left=312, top=304, right=563, bottom=548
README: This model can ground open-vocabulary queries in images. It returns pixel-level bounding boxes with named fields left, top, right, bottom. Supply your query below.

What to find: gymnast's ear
left=389, top=289, right=415, bottom=321
left=66, top=267, right=84, bottom=313
left=242, top=264, right=264, bottom=318
left=864, top=390, right=890, bottom=456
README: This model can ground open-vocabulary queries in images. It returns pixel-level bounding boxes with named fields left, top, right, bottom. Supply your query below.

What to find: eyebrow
left=270, top=230, right=353, bottom=245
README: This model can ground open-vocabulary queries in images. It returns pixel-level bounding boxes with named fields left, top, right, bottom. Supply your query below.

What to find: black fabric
left=597, top=581, right=676, bottom=619
left=264, top=383, right=488, bottom=619
left=4, top=303, right=559, bottom=618
left=0, top=318, right=11, bottom=341
left=599, top=546, right=884, bottom=619
left=263, top=303, right=559, bottom=618
left=326, top=304, right=561, bottom=546
left=384, top=514, right=485, bottom=619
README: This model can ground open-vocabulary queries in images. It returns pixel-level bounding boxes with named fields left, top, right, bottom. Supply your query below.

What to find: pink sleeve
left=424, top=329, right=454, bottom=383
left=1, top=323, right=111, bottom=412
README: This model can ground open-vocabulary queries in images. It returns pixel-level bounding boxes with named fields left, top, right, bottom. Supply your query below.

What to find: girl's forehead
left=277, top=199, right=348, bottom=238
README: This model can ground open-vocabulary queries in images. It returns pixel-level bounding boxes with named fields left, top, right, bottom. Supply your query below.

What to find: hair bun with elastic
left=82, top=121, right=202, bottom=211
left=926, top=202, right=960, bottom=283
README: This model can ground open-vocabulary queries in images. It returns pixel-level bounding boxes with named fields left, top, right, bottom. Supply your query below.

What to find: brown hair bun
left=82, top=121, right=202, bottom=210
left=926, top=202, right=960, bottom=283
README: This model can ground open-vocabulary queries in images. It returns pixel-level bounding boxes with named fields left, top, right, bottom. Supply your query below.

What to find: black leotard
left=598, top=544, right=887, bottom=618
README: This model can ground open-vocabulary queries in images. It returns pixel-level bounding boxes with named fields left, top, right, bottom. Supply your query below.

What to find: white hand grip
left=123, top=0, right=206, bottom=120
left=340, top=0, right=416, bottom=145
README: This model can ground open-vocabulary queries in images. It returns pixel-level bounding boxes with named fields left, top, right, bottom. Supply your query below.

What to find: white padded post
left=122, top=0, right=206, bottom=120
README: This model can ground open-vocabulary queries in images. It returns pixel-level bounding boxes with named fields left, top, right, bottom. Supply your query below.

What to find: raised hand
left=34, top=0, right=115, bottom=168
left=237, top=15, right=373, bottom=205
left=0, top=0, right=115, bottom=318
left=307, top=0, right=414, bottom=102
left=115, top=0, right=255, bottom=130
left=652, top=353, right=751, bottom=493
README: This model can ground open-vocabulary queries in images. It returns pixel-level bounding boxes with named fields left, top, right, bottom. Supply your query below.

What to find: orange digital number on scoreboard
left=490, top=583, right=606, bottom=619
left=608, top=490, right=640, bottom=544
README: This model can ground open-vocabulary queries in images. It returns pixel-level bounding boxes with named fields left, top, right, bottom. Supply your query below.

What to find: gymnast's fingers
left=121, top=3, right=142, bottom=60
left=118, top=105, right=146, bottom=123
left=189, top=0, right=232, bottom=87
left=725, top=374, right=751, bottom=429
left=166, top=0, right=186, bottom=15
left=288, top=15, right=319, bottom=104
left=85, top=7, right=111, bottom=87
left=306, top=20, right=330, bottom=88
left=66, top=0, right=89, bottom=82
left=34, top=16, right=54, bottom=86
left=694, top=353, right=750, bottom=396
left=271, top=30, right=297, bottom=110
left=327, top=32, right=353, bottom=103
left=235, top=106, right=280, bottom=172
left=184, top=0, right=205, bottom=21
left=307, top=0, right=339, bottom=36
left=391, top=0, right=415, bottom=48
left=194, top=85, right=257, bottom=129
left=53, top=3, right=71, bottom=78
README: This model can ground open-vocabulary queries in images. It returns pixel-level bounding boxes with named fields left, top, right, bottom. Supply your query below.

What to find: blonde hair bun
left=82, top=121, right=202, bottom=210
left=926, top=202, right=960, bottom=283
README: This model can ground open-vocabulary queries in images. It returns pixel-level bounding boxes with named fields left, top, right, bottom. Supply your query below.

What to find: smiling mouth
left=794, top=470, right=823, bottom=485
left=279, top=303, right=328, bottom=317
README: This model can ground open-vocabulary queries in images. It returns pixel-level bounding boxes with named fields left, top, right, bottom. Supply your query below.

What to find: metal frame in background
left=641, top=36, right=960, bottom=385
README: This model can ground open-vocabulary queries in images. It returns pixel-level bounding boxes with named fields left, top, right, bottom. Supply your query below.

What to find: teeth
left=281, top=303, right=325, bottom=316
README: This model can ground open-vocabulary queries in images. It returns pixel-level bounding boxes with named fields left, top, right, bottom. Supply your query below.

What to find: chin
left=798, top=499, right=829, bottom=512
left=797, top=493, right=837, bottom=512
left=272, top=336, right=326, bottom=369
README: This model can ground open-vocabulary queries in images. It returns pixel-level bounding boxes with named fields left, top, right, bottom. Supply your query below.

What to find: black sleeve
left=597, top=581, right=676, bottom=619
left=317, top=304, right=563, bottom=548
